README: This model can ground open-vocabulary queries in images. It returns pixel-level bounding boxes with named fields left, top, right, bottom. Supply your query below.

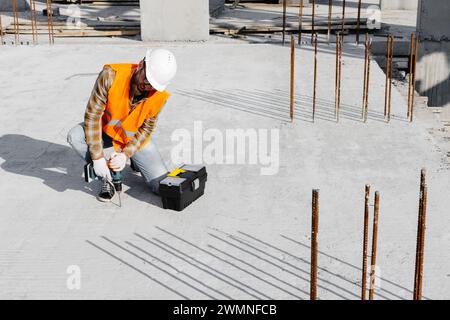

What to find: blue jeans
left=67, top=123, right=168, bottom=194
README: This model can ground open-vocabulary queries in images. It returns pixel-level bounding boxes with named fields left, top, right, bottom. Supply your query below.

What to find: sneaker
left=97, top=179, right=115, bottom=202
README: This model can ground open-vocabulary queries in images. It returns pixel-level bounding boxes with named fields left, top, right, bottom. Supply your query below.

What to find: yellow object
left=168, top=168, right=186, bottom=177
left=102, top=64, right=170, bottom=152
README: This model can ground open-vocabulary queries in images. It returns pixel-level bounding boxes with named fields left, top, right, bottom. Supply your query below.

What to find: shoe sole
left=97, top=196, right=113, bottom=202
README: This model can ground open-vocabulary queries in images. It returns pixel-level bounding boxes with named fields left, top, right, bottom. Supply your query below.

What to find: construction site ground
left=1, top=1, right=449, bottom=300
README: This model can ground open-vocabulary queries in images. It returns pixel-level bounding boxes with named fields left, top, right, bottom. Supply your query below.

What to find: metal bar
left=407, top=33, right=414, bottom=118
left=46, top=0, right=55, bottom=45
left=327, top=0, right=332, bottom=44
left=335, top=33, right=339, bottom=119
left=341, top=0, right=346, bottom=37
left=387, top=35, right=394, bottom=122
left=364, top=38, right=372, bottom=122
left=362, top=34, right=368, bottom=119
left=13, top=0, right=20, bottom=45
left=384, top=34, right=391, bottom=118
left=414, top=169, right=427, bottom=300
left=311, top=0, right=315, bottom=43
left=0, top=14, right=3, bottom=45
left=310, top=189, right=319, bottom=300
left=32, top=0, right=38, bottom=44
left=298, top=0, right=303, bottom=45
left=369, top=191, right=380, bottom=300
left=410, top=35, right=420, bottom=122
left=313, top=33, right=318, bottom=122
left=290, top=35, right=295, bottom=122
left=282, top=0, right=287, bottom=45
left=361, top=185, right=370, bottom=300
left=337, top=33, right=342, bottom=121
left=356, top=0, right=362, bottom=44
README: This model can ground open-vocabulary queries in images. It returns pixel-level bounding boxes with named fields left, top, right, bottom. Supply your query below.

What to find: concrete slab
left=0, top=42, right=449, bottom=299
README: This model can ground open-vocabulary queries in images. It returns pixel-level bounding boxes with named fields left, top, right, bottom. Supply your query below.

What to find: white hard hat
left=145, top=49, right=177, bottom=92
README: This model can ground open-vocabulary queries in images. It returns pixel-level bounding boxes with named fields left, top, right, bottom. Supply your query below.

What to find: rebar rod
left=290, top=35, right=295, bottom=122
left=311, top=0, right=315, bottom=43
left=407, top=33, right=414, bottom=119
left=313, top=33, right=318, bottom=122
left=298, top=0, right=303, bottom=45
left=384, top=34, right=391, bottom=118
left=341, top=0, right=346, bottom=38
left=335, top=33, right=339, bottom=119
left=282, top=0, right=287, bottom=45
left=0, top=14, right=3, bottom=45
left=361, top=185, right=370, bottom=300
left=369, top=191, right=380, bottom=300
left=414, top=169, right=427, bottom=300
left=364, top=38, right=372, bottom=122
left=310, top=189, right=319, bottom=300
left=13, top=0, right=20, bottom=45
left=410, top=35, right=420, bottom=122
left=356, top=0, right=362, bottom=44
left=362, top=34, right=368, bottom=119
left=337, top=34, right=342, bottom=121
left=387, top=36, right=394, bottom=122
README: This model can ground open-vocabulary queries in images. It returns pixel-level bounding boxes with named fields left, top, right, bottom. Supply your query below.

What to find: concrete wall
left=380, top=0, right=418, bottom=10
left=0, top=0, right=29, bottom=11
left=140, top=0, right=209, bottom=41
left=210, top=0, right=225, bottom=17
left=415, top=0, right=450, bottom=108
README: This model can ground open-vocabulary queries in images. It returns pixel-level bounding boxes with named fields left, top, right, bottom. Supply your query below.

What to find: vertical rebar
left=369, top=191, right=380, bottom=300
left=362, top=34, right=368, bottom=119
left=337, top=33, right=342, bottom=120
left=414, top=169, right=427, bottom=300
left=356, top=0, right=362, bottom=44
left=387, top=36, right=394, bottom=122
left=311, top=0, right=315, bottom=43
left=335, top=33, right=339, bottom=119
left=364, top=38, right=372, bottom=122
left=410, top=35, right=420, bottom=122
left=282, top=0, right=287, bottom=45
left=310, top=189, right=319, bottom=300
left=290, top=35, right=295, bottom=122
left=13, top=0, right=20, bottom=45
left=0, top=14, right=3, bottom=45
left=361, top=185, right=370, bottom=300
left=335, top=33, right=342, bottom=121
left=327, top=0, right=332, bottom=44
left=298, top=0, right=303, bottom=45
left=384, top=35, right=392, bottom=119
left=313, top=33, right=318, bottom=122
left=46, top=0, right=55, bottom=45
left=341, top=0, right=346, bottom=37
left=407, top=33, right=414, bottom=119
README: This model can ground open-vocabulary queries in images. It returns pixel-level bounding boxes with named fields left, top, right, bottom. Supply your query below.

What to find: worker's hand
left=93, top=158, right=112, bottom=180
left=109, top=152, right=127, bottom=172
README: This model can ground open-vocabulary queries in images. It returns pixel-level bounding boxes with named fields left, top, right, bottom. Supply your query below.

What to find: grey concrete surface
left=139, top=0, right=209, bottom=41
left=0, top=41, right=449, bottom=300
left=0, top=0, right=29, bottom=12
left=416, top=0, right=450, bottom=108
left=380, top=0, right=418, bottom=11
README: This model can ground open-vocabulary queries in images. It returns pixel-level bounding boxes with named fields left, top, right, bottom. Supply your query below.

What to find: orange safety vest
left=102, top=63, right=170, bottom=151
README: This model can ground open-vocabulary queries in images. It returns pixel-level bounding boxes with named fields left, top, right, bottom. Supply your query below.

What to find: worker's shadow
left=0, top=134, right=163, bottom=208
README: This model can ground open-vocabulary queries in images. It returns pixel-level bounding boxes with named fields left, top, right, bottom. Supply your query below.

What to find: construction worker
left=67, top=49, right=177, bottom=202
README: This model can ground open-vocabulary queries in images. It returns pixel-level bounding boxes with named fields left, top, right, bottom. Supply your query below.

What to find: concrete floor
left=0, top=39, right=449, bottom=300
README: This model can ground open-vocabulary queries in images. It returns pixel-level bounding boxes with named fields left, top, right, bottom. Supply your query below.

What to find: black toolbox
left=159, top=165, right=207, bottom=211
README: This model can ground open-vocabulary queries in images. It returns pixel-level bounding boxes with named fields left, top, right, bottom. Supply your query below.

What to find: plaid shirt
left=84, top=66, right=159, bottom=160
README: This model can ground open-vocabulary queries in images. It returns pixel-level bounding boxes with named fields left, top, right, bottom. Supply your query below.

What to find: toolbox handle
left=191, top=178, right=200, bottom=191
